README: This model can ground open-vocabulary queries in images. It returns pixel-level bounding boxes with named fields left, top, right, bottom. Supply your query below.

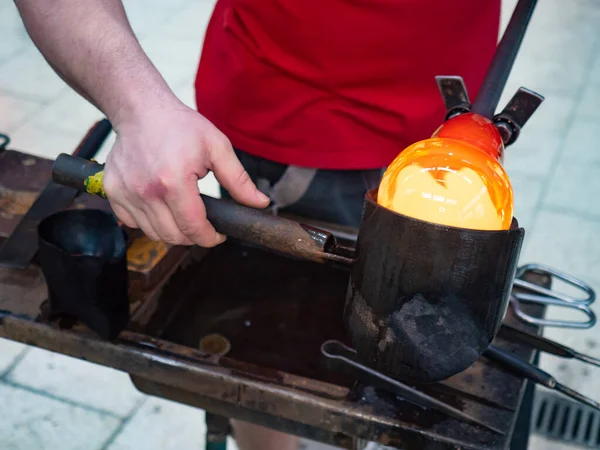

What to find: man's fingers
left=164, top=177, right=226, bottom=247
left=111, top=203, right=137, bottom=228
left=144, top=200, right=194, bottom=246
left=123, top=205, right=161, bottom=241
left=209, top=141, right=270, bottom=208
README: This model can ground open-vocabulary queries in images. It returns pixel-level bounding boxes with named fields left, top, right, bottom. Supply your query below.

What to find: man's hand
left=14, top=0, right=269, bottom=247
left=104, top=102, right=270, bottom=247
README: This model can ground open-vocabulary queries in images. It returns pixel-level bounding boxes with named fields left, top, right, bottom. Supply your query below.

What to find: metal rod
left=471, top=0, right=538, bottom=117
left=51, top=154, right=349, bottom=264
left=484, top=345, right=600, bottom=411
left=321, top=340, right=504, bottom=435
left=499, top=324, right=600, bottom=368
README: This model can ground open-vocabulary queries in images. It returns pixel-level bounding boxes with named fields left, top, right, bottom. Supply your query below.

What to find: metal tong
left=511, top=264, right=596, bottom=329
left=321, top=340, right=504, bottom=435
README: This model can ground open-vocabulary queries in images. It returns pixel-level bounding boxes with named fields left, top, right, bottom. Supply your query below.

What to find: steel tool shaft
left=51, top=154, right=353, bottom=265
left=471, top=0, right=538, bottom=117
left=321, top=340, right=504, bottom=435
left=499, top=324, right=600, bottom=368
left=484, top=345, right=600, bottom=411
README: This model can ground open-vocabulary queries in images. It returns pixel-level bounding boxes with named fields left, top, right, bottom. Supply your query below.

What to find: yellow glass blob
left=377, top=114, right=513, bottom=231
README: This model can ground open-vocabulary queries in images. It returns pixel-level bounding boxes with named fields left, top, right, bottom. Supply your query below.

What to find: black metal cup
left=38, top=209, right=129, bottom=340
left=344, top=190, right=525, bottom=383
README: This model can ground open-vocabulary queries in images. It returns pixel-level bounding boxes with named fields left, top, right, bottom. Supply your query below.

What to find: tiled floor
left=0, top=0, right=599, bottom=449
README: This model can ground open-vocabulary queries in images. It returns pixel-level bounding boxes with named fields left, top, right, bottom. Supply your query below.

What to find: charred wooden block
left=344, top=190, right=524, bottom=383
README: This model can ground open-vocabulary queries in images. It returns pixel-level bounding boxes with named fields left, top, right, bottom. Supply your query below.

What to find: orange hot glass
left=433, top=112, right=505, bottom=162
left=377, top=114, right=513, bottom=231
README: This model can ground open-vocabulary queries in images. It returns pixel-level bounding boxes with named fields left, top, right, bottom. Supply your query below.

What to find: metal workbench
left=0, top=148, right=543, bottom=449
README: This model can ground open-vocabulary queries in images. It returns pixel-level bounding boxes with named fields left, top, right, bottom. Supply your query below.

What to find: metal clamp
left=511, top=264, right=597, bottom=329
left=493, top=87, right=545, bottom=146
left=434, top=76, right=544, bottom=147
left=435, top=76, right=471, bottom=120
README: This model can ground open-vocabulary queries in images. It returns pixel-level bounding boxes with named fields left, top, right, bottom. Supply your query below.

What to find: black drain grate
left=534, top=391, right=600, bottom=448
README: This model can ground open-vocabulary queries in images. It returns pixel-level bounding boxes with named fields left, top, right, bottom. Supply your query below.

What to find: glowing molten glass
left=377, top=114, right=513, bottom=231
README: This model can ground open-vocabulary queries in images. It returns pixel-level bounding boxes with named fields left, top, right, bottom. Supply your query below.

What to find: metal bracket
left=435, top=76, right=471, bottom=120
left=435, top=75, right=544, bottom=147
left=493, top=87, right=545, bottom=146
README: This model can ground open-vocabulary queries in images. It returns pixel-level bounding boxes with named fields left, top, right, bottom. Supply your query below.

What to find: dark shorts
left=220, top=149, right=384, bottom=228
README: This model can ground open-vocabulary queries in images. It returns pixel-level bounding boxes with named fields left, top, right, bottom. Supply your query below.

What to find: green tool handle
left=53, top=153, right=107, bottom=197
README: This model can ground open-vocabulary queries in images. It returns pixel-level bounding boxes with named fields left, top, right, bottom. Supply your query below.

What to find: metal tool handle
left=484, top=345, right=600, bottom=411
left=471, top=0, right=538, bottom=117
left=499, top=324, right=600, bottom=368
left=499, top=324, right=575, bottom=359
left=51, top=154, right=352, bottom=265
left=484, top=345, right=554, bottom=386
left=72, top=118, right=112, bottom=160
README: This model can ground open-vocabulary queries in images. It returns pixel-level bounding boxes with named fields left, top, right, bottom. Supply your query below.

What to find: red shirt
left=195, top=0, right=500, bottom=170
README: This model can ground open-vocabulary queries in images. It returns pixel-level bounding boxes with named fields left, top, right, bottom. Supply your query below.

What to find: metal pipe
left=471, top=0, right=538, bottom=118
left=51, top=154, right=352, bottom=265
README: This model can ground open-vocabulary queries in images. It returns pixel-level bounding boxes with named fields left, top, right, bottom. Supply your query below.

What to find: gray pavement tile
left=561, top=119, right=599, bottom=165
left=540, top=160, right=600, bottom=218
left=0, top=382, right=120, bottom=450
left=591, top=51, right=600, bottom=87
left=508, top=0, right=599, bottom=97
left=508, top=172, right=544, bottom=232
left=161, top=1, right=216, bottom=42
left=518, top=95, right=577, bottom=136
left=504, top=130, right=562, bottom=179
left=0, top=93, right=43, bottom=133
left=7, top=122, right=86, bottom=160
left=0, top=338, right=28, bottom=375
left=519, top=209, right=600, bottom=406
left=106, top=396, right=238, bottom=450
left=520, top=209, right=600, bottom=290
left=122, top=0, right=190, bottom=39
left=0, top=2, right=28, bottom=33
left=0, top=48, right=68, bottom=102
left=22, top=89, right=104, bottom=135
left=0, top=26, right=32, bottom=65
left=528, top=434, right=581, bottom=450
left=7, top=348, right=145, bottom=418
left=140, top=33, right=203, bottom=66
left=575, top=83, right=600, bottom=121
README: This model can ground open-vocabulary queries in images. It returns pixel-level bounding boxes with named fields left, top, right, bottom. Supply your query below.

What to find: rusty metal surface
left=0, top=150, right=54, bottom=238
left=0, top=149, right=544, bottom=449
left=144, top=241, right=542, bottom=448
left=0, top=236, right=544, bottom=449
left=0, top=310, right=508, bottom=450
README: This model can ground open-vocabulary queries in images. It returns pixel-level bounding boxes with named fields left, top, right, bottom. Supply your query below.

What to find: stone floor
left=0, top=0, right=599, bottom=449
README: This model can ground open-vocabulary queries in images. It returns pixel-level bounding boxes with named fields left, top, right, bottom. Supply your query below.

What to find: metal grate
left=534, top=391, right=600, bottom=448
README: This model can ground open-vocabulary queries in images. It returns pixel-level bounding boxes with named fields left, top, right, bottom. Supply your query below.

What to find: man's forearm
left=14, top=0, right=179, bottom=127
